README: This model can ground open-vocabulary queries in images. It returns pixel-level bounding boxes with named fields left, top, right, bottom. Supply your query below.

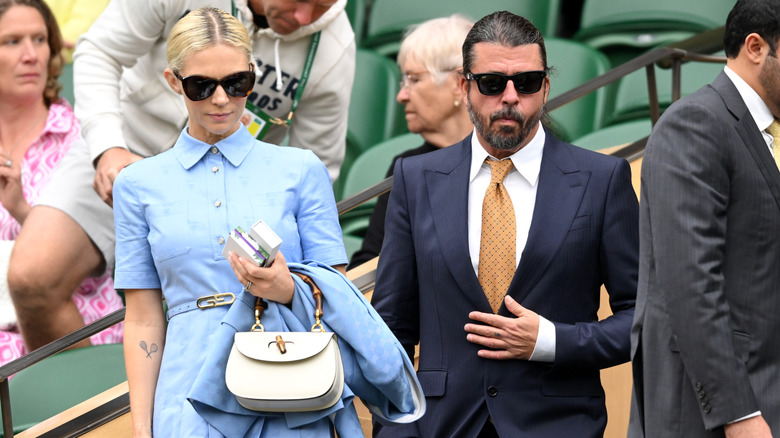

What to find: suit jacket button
left=703, top=406, right=712, bottom=414
left=696, top=382, right=703, bottom=391
left=487, top=386, right=498, bottom=397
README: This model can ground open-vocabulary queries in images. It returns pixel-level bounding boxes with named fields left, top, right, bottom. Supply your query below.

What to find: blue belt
left=166, top=292, right=236, bottom=321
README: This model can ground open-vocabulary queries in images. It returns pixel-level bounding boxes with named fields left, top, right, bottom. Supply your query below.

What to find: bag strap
left=251, top=272, right=325, bottom=333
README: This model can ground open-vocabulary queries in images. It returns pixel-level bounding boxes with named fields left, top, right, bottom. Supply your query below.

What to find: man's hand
left=93, top=148, right=143, bottom=207
left=464, top=295, right=540, bottom=360
left=725, top=416, right=772, bottom=438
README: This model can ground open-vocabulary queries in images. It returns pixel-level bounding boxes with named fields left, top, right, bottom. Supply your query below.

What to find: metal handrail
left=0, top=38, right=728, bottom=438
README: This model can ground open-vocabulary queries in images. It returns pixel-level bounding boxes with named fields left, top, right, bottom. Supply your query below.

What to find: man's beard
left=468, top=94, right=543, bottom=151
left=759, top=52, right=780, bottom=118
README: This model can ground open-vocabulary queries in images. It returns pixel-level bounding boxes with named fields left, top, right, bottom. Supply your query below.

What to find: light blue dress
left=113, top=126, right=348, bottom=437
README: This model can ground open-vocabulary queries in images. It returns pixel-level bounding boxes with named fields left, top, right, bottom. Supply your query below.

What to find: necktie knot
left=486, top=158, right=514, bottom=185
left=768, top=120, right=780, bottom=138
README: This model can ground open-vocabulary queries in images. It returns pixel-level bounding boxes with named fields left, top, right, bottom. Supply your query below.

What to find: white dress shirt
left=467, top=124, right=555, bottom=362
left=724, top=66, right=776, bottom=153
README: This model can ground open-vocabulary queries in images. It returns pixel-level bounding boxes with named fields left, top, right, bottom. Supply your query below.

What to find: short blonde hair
left=397, top=14, right=474, bottom=85
left=167, top=7, right=252, bottom=73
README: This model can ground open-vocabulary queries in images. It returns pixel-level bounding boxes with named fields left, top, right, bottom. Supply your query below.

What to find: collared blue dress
left=113, top=126, right=348, bottom=437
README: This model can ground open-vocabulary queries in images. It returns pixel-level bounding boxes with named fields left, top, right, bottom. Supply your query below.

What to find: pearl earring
left=454, top=100, right=460, bottom=107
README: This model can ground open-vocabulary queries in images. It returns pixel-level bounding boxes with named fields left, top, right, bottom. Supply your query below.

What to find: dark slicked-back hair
left=0, top=0, right=63, bottom=106
left=724, top=0, right=780, bottom=58
left=462, top=11, right=548, bottom=74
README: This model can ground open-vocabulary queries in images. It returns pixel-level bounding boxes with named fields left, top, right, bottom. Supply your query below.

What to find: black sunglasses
left=174, top=68, right=256, bottom=101
left=466, top=70, right=547, bottom=96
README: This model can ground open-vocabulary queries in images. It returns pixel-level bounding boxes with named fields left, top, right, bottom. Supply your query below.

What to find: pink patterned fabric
left=0, top=101, right=123, bottom=367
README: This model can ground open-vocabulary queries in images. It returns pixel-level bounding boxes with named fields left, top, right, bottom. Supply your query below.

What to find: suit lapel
left=504, top=134, right=588, bottom=311
left=425, top=138, right=491, bottom=312
left=714, top=73, right=780, bottom=210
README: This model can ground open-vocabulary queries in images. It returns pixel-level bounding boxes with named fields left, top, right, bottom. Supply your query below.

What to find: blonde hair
left=397, top=14, right=474, bottom=85
left=167, top=7, right=252, bottom=73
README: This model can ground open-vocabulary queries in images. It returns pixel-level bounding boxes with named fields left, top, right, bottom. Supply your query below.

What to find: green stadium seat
left=58, top=62, right=75, bottom=105
left=0, top=343, right=126, bottom=436
left=574, top=0, right=735, bottom=66
left=342, top=234, right=364, bottom=261
left=345, top=0, right=366, bottom=45
left=607, top=53, right=725, bottom=125
left=336, top=49, right=407, bottom=200
left=545, top=38, right=611, bottom=142
left=572, top=118, right=653, bottom=151
left=362, top=0, right=561, bottom=57
left=338, top=133, right=423, bottom=234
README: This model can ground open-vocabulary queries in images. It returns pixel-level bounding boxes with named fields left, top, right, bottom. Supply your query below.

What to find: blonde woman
left=113, top=8, right=347, bottom=437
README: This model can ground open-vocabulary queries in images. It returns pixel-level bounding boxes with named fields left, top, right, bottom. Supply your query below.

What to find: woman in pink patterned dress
left=0, top=0, right=122, bottom=366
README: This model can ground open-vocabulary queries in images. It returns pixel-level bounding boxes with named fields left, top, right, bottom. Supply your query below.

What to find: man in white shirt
left=371, top=11, right=639, bottom=438
left=630, top=0, right=780, bottom=436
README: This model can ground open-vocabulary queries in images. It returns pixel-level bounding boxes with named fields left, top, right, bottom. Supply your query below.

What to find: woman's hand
left=0, top=158, right=31, bottom=224
left=228, top=251, right=295, bottom=304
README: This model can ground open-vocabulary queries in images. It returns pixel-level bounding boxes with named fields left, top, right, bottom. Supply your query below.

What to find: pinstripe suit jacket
left=630, top=71, right=780, bottom=436
left=372, top=131, right=638, bottom=437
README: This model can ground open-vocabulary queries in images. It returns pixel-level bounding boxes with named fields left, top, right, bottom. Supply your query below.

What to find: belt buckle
left=196, top=293, right=236, bottom=309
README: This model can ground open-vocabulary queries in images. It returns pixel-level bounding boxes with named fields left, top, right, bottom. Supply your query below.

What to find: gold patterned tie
left=478, top=158, right=516, bottom=313
left=767, top=120, right=780, bottom=170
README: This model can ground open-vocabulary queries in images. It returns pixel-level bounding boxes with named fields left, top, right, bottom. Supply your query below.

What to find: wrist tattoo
left=139, top=340, right=159, bottom=358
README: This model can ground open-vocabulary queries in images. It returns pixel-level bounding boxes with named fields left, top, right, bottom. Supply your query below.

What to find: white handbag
left=225, top=273, right=344, bottom=412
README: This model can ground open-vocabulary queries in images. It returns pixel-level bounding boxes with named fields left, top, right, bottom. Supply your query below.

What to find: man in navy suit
left=371, top=11, right=639, bottom=438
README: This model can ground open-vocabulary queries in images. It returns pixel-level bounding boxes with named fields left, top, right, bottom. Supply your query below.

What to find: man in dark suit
left=630, top=1, right=780, bottom=436
left=371, top=11, right=639, bottom=438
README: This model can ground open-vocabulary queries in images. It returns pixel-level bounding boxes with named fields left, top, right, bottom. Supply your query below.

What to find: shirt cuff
left=528, top=315, right=555, bottom=362
left=729, top=411, right=761, bottom=423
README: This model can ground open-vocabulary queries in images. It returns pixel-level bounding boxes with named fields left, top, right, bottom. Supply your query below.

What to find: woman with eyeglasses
left=349, top=14, right=474, bottom=268
left=112, top=8, right=348, bottom=437
left=0, top=0, right=123, bottom=363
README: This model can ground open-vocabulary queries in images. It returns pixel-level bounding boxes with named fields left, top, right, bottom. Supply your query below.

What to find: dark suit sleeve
left=554, top=158, right=638, bottom=369
left=640, top=102, right=758, bottom=427
left=371, top=158, right=420, bottom=362
left=370, top=158, right=422, bottom=437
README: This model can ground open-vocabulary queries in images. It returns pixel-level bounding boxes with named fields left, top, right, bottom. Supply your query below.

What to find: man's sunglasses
left=466, top=71, right=547, bottom=96
left=174, top=68, right=256, bottom=101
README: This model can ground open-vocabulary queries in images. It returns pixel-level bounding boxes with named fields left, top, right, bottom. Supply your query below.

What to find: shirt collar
left=173, top=125, right=254, bottom=169
left=43, top=101, right=76, bottom=135
left=469, top=121, right=546, bottom=186
left=724, top=66, right=775, bottom=131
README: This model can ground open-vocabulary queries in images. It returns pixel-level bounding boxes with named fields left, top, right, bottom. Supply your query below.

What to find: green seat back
left=341, top=133, right=423, bottom=202
left=608, top=52, right=725, bottom=125
left=545, top=38, right=611, bottom=142
left=59, top=62, right=75, bottom=105
left=577, top=0, right=734, bottom=37
left=347, top=49, right=406, bottom=153
left=575, top=0, right=735, bottom=66
left=339, top=133, right=422, bottom=241
left=572, top=118, right=653, bottom=151
left=1, top=344, right=126, bottom=435
left=363, top=0, right=560, bottom=57
left=338, top=133, right=423, bottom=228
left=337, top=49, right=407, bottom=199
left=345, top=0, right=366, bottom=45
left=342, top=234, right=364, bottom=261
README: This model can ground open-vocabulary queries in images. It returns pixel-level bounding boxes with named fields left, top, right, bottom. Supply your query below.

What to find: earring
left=454, top=99, right=460, bottom=107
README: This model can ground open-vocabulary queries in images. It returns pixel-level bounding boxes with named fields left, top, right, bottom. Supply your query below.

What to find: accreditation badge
left=243, top=100, right=273, bottom=141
